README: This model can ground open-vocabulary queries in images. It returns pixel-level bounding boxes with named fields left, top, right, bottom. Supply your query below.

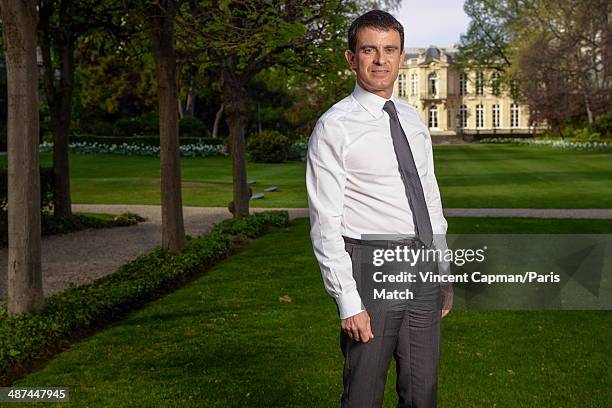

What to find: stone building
left=395, top=46, right=536, bottom=138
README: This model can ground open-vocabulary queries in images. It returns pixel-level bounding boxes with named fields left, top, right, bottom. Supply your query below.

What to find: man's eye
left=363, top=48, right=373, bottom=54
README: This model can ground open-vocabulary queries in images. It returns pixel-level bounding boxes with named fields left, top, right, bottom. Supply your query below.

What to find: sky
left=395, top=1, right=471, bottom=49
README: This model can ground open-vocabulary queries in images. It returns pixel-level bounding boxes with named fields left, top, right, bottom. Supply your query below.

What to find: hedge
left=247, top=130, right=291, bottom=163
left=0, top=167, right=54, bottom=212
left=78, top=113, right=211, bottom=138
left=0, top=167, right=55, bottom=246
left=0, top=210, right=289, bottom=385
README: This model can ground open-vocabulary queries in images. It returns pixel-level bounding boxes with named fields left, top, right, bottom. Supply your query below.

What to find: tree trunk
left=583, top=89, right=593, bottom=125
left=185, top=92, right=196, bottom=117
left=184, top=65, right=197, bottom=117
left=39, top=0, right=74, bottom=217
left=178, top=64, right=196, bottom=119
left=0, top=0, right=44, bottom=314
left=221, top=69, right=249, bottom=218
left=147, top=0, right=186, bottom=253
left=53, top=31, right=74, bottom=216
left=212, top=103, right=223, bottom=138
left=178, top=98, right=184, bottom=119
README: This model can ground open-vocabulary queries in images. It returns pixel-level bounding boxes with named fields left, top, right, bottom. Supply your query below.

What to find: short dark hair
left=348, top=10, right=404, bottom=53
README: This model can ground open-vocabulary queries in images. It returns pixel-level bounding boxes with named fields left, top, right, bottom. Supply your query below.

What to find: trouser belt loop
left=342, top=235, right=422, bottom=249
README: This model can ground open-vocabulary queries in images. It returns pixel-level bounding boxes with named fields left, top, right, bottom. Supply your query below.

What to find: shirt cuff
left=336, top=290, right=365, bottom=320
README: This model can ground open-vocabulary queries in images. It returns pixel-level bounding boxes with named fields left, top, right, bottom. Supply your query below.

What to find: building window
left=398, top=74, right=406, bottom=97
left=491, top=72, right=501, bottom=96
left=510, top=79, right=519, bottom=99
left=476, top=71, right=484, bottom=96
left=428, top=72, right=438, bottom=97
left=459, top=73, right=467, bottom=96
left=411, top=73, right=418, bottom=96
left=428, top=106, right=439, bottom=129
left=511, top=103, right=520, bottom=128
left=459, top=104, right=468, bottom=128
left=476, top=104, right=484, bottom=128
left=492, top=104, right=500, bottom=128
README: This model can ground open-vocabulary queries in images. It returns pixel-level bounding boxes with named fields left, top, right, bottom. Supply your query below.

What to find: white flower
left=39, top=141, right=228, bottom=157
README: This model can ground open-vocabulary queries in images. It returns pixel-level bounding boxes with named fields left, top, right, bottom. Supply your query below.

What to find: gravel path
left=0, top=205, right=307, bottom=301
left=1, top=204, right=610, bottom=301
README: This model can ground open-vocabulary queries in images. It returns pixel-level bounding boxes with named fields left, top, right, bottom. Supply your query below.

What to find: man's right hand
left=341, top=310, right=374, bottom=343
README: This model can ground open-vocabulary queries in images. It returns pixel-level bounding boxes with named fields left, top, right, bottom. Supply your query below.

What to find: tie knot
left=383, top=100, right=398, bottom=119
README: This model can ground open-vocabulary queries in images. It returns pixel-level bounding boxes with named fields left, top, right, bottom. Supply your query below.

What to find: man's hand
left=341, top=310, right=374, bottom=343
left=441, top=284, right=453, bottom=319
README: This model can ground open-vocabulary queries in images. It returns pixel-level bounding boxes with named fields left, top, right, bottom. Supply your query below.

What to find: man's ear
left=345, top=50, right=356, bottom=70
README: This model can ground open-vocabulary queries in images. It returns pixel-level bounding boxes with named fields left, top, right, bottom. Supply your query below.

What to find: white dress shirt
left=306, top=81, right=448, bottom=319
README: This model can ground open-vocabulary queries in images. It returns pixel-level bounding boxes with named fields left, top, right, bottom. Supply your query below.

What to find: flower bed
left=39, top=141, right=227, bottom=158
left=478, top=137, right=612, bottom=151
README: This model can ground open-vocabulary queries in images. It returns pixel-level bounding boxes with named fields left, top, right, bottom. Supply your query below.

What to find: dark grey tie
left=383, top=100, right=433, bottom=247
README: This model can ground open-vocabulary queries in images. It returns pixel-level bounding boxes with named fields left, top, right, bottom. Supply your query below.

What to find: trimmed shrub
left=112, top=212, right=146, bottom=226
left=0, top=167, right=54, bottom=212
left=79, top=120, right=116, bottom=137
left=572, top=127, right=601, bottom=142
left=179, top=116, right=210, bottom=138
left=247, top=130, right=291, bottom=163
left=590, top=110, right=612, bottom=138
left=0, top=210, right=289, bottom=384
left=114, top=112, right=159, bottom=136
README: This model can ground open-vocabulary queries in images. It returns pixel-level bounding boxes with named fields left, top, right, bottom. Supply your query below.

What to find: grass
left=3, top=144, right=608, bottom=209
left=10, top=217, right=612, bottom=407
left=436, top=144, right=612, bottom=209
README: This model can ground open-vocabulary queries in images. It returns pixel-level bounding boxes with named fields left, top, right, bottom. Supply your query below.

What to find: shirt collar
left=351, top=81, right=395, bottom=119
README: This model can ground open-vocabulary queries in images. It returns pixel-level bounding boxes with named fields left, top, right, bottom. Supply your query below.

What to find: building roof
left=403, top=45, right=458, bottom=65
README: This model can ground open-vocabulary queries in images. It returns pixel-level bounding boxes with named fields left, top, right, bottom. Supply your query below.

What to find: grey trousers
left=340, top=238, right=441, bottom=408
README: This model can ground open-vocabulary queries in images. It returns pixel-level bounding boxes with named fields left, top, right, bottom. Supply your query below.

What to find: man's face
left=345, top=26, right=404, bottom=99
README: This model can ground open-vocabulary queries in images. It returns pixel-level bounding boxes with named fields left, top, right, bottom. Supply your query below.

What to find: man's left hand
left=441, top=284, right=453, bottom=318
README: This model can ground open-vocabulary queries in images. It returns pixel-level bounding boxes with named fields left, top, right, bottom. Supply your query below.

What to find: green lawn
left=4, top=144, right=609, bottom=208
left=11, top=217, right=612, bottom=407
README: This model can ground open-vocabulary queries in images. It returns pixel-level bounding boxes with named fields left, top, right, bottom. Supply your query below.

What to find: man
left=306, top=10, right=452, bottom=408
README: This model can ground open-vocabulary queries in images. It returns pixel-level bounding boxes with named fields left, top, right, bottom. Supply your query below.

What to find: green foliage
left=571, top=128, right=601, bottom=142
left=112, top=212, right=146, bottom=226
left=74, top=31, right=157, bottom=121
left=556, top=123, right=602, bottom=142
left=247, top=130, right=291, bottom=163
left=458, top=0, right=609, bottom=128
left=456, top=0, right=514, bottom=70
left=0, top=210, right=289, bottom=383
left=0, top=168, right=54, bottom=213
left=79, top=120, right=116, bottom=137
left=590, top=110, right=612, bottom=138
left=179, top=116, right=210, bottom=138
left=184, top=0, right=356, bottom=140
left=114, top=112, right=160, bottom=136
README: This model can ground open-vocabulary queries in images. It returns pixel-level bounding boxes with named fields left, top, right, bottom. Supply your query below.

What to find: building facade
left=395, top=46, right=534, bottom=137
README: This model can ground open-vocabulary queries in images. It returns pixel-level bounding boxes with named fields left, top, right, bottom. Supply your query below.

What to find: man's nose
left=373, top=49, right=387, bottom=65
